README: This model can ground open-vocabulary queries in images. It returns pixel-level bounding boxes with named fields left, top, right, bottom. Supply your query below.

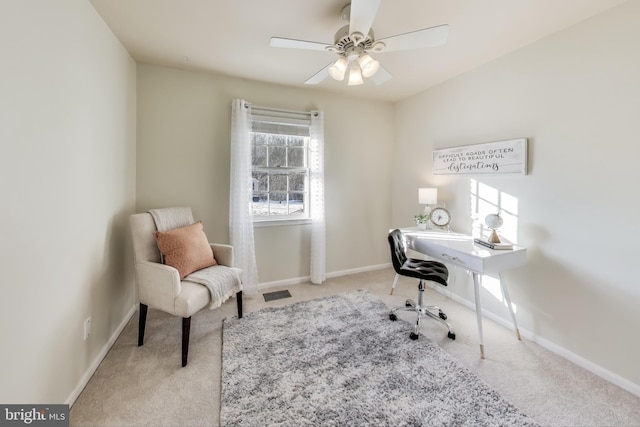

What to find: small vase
left=417, top=223, right=427, bottom=230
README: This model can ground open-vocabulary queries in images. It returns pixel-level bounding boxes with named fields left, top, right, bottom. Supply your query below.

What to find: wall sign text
left=433, top=139, right=527, bottom=175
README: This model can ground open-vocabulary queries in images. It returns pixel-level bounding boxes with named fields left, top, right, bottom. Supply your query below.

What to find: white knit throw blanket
left=147, top=206, right=194, bottom=231
left=187, top=266, right=242, bottom=310
left=147, top=207, right=242, bottom=309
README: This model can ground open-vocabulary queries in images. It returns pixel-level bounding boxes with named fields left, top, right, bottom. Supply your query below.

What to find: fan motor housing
left=333, top=25, right=375, bottom=52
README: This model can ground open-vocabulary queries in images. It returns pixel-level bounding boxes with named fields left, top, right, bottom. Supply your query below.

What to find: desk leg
left=472, top=272, right=485, bottom=359
left=499, top=273, right=522, bottom=340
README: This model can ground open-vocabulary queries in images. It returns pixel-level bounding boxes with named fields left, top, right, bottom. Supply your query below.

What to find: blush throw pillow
left=154, top=221, right=217, bottom=279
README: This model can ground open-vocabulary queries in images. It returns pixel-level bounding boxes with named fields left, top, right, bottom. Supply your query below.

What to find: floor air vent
left=263, top=290, right=292, bottom=302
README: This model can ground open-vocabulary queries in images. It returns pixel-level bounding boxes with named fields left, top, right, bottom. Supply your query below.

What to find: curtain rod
left=245, top=103, right=314, bottom=117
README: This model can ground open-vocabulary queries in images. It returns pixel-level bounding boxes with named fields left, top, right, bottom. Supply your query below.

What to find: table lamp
left=418, top=188, right=438, bottom=214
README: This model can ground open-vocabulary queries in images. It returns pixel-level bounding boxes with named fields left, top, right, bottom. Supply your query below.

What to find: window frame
left=250, top=113, right=312, bottom=225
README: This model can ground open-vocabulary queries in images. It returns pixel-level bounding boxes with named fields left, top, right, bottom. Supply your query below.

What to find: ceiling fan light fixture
left=351, top=31, right=365, bottom=46
left=270, top=0, right=449, bottom=87
left=328, top=56, right=349, bottom=81
left=347, top=63, right=364, bottom=86
left=358, top=53, right=380, bottom=78
left=370, top=41, right=386, bottom=53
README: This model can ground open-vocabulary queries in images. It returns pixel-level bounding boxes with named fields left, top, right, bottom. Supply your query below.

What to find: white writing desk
left=401, top=229, right=527, bottom=358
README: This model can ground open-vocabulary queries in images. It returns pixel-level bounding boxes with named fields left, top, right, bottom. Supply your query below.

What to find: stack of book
left=473, top=238, right=513, bottom=250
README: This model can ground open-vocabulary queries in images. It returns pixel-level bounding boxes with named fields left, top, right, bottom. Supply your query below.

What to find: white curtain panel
left=310, top=111, right=326, bottom=284
left=229, top=99, right=259, bottom=293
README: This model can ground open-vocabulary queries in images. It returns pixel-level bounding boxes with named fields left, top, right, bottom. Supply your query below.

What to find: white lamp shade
left=328, top=57, right=348, bottom=81
left=347, top=63, right=364, bottom=86
left=358, top=54, right=380, bottom=78
left=419, top=188, right=438, bottom=205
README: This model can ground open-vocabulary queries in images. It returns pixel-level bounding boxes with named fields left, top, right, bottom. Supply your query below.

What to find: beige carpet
left=70, top=268, right=640, bottom=426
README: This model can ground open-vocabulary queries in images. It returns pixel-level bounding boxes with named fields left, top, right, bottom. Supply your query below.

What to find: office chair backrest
left=388, top=229, right=408, bottom=274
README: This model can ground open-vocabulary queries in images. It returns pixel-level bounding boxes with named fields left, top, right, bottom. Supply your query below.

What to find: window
left=250, top=114, right=311, bottom=220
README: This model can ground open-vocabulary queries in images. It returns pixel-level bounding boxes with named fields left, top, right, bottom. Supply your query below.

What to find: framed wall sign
left=432, top=138, right=528, bottom=175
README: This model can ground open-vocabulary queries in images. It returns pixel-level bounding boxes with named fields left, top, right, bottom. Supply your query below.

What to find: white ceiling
left=89, top=0, right=626, bottom=102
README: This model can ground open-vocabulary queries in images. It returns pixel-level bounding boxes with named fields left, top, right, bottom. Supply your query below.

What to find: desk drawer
left=409, top=239, right=483, bottom=272
left=432, top=248, right=482, bottom=271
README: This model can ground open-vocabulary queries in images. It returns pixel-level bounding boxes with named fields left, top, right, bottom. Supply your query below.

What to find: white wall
left=3, top=0, right=633, bottom=406
left=0, top=0, right=137, bottom=403
left=136, top=65, right=394, bottom=285
left=392, top=1, right=640, bottom=392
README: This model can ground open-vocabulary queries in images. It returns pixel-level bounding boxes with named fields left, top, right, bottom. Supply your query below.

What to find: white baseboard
left=257, top=263, right=391, bottom=292
left=67, top=267, right=639, bottom=407
left=528, top=328, right=640, bottom=398
left=326, top=263, right=391, bottom=278
left=67, top=304, right=137, bottom=407
left=257, top=275, right=310, bottom=291
left=427, top=282, right=640, bottom=398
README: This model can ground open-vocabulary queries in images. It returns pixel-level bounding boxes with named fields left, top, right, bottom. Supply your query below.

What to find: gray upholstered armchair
left=129, top=210, right=243, bottom=367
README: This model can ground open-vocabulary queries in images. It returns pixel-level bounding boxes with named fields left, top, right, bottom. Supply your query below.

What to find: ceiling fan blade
left=378, top=24, right=449, bottom=52
left=270, top=37, right=330, bottom=51
left=304, top=63, right=332, bottom=85
left=369, top=65, right=392, bottom=85
left=349, top=0, right=381, bottom=38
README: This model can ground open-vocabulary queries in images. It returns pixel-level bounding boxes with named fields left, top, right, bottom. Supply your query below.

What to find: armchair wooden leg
left=182, top=317, right=191, bottom=367
left=138, top=303, right=148, bottom=347
left=237, top=291, right=243, bottom=319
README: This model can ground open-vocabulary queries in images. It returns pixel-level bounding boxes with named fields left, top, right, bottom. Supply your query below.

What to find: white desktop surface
left=398, top=228, right=527, bottom=358
left=401, top=229, right=527, bottom=275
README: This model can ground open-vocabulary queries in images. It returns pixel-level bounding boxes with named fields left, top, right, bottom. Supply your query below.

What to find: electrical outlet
left=84, top=317, right=92, bottom=340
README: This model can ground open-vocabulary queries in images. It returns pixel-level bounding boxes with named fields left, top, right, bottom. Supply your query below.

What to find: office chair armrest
left=211, top=243, right=234, bottom=267
left=135, top=260, right=181, bottom=314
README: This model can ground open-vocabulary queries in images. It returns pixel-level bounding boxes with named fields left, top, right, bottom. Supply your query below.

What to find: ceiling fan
left=269, top=0, right=449, bottom=86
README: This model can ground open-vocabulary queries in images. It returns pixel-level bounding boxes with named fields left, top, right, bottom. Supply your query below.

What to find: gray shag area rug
left=221, top=290, right=539, bottom=426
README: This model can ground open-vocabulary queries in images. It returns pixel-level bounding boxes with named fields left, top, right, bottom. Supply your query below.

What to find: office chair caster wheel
left=389, top=313, right=398, bottom=321
left=447, top=332, right=456, bottom=340
left=410, top=332, right=419, bottom=340
left=439, top=311, right=447, bottom=320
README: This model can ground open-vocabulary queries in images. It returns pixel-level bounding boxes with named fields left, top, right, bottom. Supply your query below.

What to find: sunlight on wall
left=469, top=179, right=519, bottom=312
left=480, top=276, right=516, bottom=312
left=469, top=179, right=519, bottom=243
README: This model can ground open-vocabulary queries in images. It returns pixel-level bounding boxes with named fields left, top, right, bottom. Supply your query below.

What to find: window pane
left=269, top=197, right=288, bottom=215
left=251, top=194, right=269, bottom=216
left=253, top=133, right=272, bottom=146
left=252, top=192, right=267, bottom=202
left=289, top=192, right=304, bottom=202
left=275, top=202, right=289, bottom=215
left=270, top=174, right=287, bottom=191
left=268, top=146, right=286, bottom=167
left=252, top=172, right=268, bottom=192
left=288, top=147, right=305, bottom=167
left=265, top=134, right=285, bottom=146
left=287, top=135, right=305, bottom=146
left=270, top=192, right=286, bottom=202
left=289, top=198, right=305, bottom=214
left=252, top=145, right=266, bottom=167
left=290, top=172, right=306, bottom=191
